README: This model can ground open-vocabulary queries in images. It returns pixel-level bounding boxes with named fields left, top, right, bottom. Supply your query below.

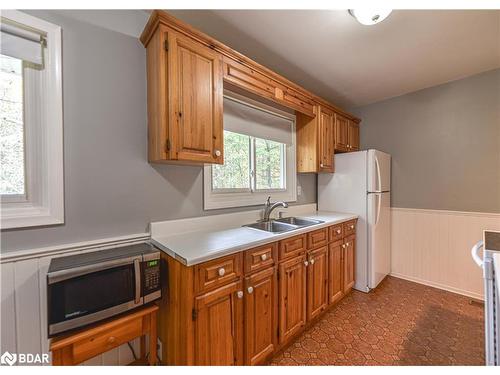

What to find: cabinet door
left=348, top=121, right=360, bottom=151
left=328, top=241, right=344, bottom=305
left=343, top=235, right=356, bottom=293
left=169, top=32, right=223, bottom=164
left=307, top=246, right=329, bottom=321
left=278, top=255, right=307, bottom=345
left=194, top=280, right=243, bottom=365
left=319, top=108, right=335, bottom=172
left=334, top=114, right=349, bottom=152
left=244, top=267, right=277, bottom=365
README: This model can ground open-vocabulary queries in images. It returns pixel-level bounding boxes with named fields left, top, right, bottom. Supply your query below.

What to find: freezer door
left=367, top=192, right=391, bottom=289
left=367, top=150, right=391, bottom=193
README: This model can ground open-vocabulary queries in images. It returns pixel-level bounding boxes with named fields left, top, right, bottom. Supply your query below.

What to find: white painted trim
left=390, top=273, right=484, bottom=301
left=1, top=10, right=64, bottom=229
left=391, top=206, right=500, bottom=218
left=0, top=232, right=150, bottom=263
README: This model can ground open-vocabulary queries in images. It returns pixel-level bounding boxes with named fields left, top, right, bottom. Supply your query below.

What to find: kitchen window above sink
left=204, top=91, right=297, bottom=210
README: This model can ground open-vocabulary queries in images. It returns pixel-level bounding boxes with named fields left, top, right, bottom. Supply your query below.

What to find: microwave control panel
left=142, top=259, right=161, bottom=293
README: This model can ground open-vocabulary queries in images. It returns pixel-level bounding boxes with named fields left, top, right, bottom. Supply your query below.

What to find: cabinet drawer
left=244, top=242, right=277, bottom=274
left=72, top=317, right=143, bottom=364
left=223, top=57, right=278, bottom=100
left=329, top=224, right=343, bottom=242
left=195, top=253, right=242, bottom=294
left=307, top=228, right=328, bottom=249
left=279, top=234, right=306, bottom=261
left=343, top=220, right=357, bottom=237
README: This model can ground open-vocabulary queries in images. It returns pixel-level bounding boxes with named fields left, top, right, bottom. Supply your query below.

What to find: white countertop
left=151, top=210, right=357, bottom=266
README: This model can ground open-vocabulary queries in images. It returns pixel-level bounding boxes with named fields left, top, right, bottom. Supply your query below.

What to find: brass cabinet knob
left=336, top=229, right=341, bottom=234
left=260, top=253, right=267, bottom=261
left=310, top=259, right=315, bottom=265
left=218, top=267, right=225, bottom=277
left=247, top=286, right=254, bottom=294
left=236, top=291, right=243, bottom=299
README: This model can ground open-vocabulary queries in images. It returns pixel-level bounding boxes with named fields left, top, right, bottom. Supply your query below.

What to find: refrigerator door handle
left=471, top=240, right=484, bottom=268
left=375, top=193, right=381, bottom=226
left=375, top=155, right=381, bottom=192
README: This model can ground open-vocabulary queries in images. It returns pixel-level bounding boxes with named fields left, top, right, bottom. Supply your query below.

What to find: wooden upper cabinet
left=169, top=32, right=223, bottom=164
left=334, top=113, right=349, bottom=152
left=223, top=57, right=278, bottom=101
left=194, top=280, right=243, bottom=365
left=319, top=107, right=335, bottom=172
left=244, top=267, right=277, bottom=365
left=141, top=11, right=361, bottom=167
left=306, top=246, right=328, bottom=321
left=143, top=26, right=223, bottom=164
left=348, top=120, right=360, bottom=151
left=278, top=255, right=307, bottom=345
left=296, top=105, right=335, bottom=173
left=275, top=85, right=315, bottom=117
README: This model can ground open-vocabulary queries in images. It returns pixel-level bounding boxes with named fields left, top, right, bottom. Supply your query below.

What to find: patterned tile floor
left=270, top=276, right=485, bottom=366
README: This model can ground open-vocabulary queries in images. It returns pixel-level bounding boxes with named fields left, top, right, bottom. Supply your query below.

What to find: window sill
left=1, top=203, right=64, bottom=229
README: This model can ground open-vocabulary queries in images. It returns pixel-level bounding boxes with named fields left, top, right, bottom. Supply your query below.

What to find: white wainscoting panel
left=0, top=233, right=149, bottom=365
left=391, top=208, right=500, bottom=300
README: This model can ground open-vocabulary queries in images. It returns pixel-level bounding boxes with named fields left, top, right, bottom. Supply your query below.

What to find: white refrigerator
left=318, top=149, right=391, bottom=292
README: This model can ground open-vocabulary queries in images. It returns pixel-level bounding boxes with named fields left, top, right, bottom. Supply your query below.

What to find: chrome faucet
left=263, top=196, right=288, bottom=221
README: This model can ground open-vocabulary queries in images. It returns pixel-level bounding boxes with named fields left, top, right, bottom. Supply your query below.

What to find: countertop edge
left=151, top=212, right=358, bottom=266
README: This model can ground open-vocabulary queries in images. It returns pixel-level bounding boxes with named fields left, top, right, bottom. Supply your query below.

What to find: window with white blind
left=204, top=92, right=296, bottom=210
left=0, top=11, right=64, bottom=229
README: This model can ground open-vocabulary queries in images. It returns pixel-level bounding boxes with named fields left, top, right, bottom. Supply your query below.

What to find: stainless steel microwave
left=47, top=243, right=161, bottom=337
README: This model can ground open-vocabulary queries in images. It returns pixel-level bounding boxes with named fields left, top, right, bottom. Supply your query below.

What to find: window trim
left=1, top=10, right=64, bottom=229
left=204, top=92, right=296, bottom=210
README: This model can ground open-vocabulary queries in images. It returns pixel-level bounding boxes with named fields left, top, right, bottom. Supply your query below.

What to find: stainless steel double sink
left=243, top=217, right=324, bottom=233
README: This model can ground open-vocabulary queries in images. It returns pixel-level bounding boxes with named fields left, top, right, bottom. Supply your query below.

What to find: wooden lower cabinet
left=194, top=280, right=243, bottom=365
left=158, top=219, right=357, bottom=365
left=328, top=240, right=344, bottom=304
left=306, top=246, right=329, bottom=321
left=278, top=255, right=307, bottom=345
left=244, top=267, right=277, bottom=365
left=343, top=235, right=356, bottom=293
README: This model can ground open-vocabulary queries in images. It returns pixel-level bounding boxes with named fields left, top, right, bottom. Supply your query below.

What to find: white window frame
left=0, top=10, right=64, bottom=229
left=204, top=93, right=297, bottom=210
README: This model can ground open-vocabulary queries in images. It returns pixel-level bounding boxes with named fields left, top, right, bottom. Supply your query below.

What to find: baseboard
left=390, top=272, right=484, bottom=301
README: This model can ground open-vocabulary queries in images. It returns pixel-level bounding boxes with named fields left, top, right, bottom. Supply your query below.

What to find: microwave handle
left=134, top=258, right=141, bottom=305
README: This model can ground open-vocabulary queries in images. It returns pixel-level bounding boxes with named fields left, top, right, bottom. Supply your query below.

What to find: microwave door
left=48, top=255, right=143, bottom=336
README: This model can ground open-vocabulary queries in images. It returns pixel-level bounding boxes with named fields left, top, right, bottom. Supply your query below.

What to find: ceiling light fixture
left=348, top=9, right=392, bottom=26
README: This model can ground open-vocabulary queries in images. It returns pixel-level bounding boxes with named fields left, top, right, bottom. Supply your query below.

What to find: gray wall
left=1, top=10, right=316, bottom=253
left=354, top=69, right=500, bottom=213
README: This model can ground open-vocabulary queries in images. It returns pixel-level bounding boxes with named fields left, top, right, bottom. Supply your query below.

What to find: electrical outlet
left=157, top=338, right=163, bottom=362
left=297, top=184, right=302, bottom=196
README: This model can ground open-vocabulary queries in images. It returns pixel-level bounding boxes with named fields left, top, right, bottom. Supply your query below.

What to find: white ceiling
left=169, top=10, right=500, bottom=109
